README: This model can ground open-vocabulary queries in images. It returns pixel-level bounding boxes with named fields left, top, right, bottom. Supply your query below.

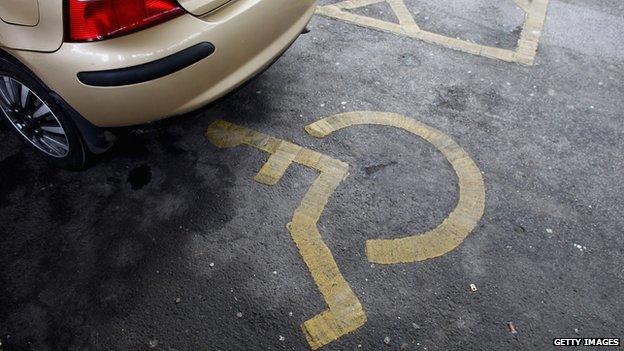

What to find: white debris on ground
left=546, top=228, right=553, bottom=234
left=279, top=335, right=285, bottom=342
left=470, top=283, right=478, bottom=292
left=573, top=243, right=588, bottom=252
left=507, top=322, right=518, bottom=334
left=384, top=336, right=391, bottom=345
left=236, top=312, right=243, bottom=318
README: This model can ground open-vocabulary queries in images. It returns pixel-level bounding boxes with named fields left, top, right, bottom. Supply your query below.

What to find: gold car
left=0, top=0, right=315, bottom=168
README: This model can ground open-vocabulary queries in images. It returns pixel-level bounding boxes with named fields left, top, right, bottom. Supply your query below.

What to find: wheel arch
left=0, top=47, right=115, bottom=154
left=0, top=47, right=26, bottom=68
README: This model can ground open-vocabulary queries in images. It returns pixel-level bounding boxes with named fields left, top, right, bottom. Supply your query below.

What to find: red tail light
left=66, top=0, right=184, bottom=42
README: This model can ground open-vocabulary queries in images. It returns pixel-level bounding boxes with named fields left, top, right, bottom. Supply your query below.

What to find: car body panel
left=7, top=0, right=315, bottom=127
left=0, top=0, right=39, bottom=26
left=0, top=0, right=63, bottom=52
left=178, top=0, right=233, bottom=16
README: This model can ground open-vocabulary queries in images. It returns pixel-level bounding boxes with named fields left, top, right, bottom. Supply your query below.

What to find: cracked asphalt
left=1, top=0, right=623, bottom=350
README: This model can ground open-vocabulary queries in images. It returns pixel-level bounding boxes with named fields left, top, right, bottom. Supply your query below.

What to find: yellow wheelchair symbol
left=206, top=111, right=485, bottom=349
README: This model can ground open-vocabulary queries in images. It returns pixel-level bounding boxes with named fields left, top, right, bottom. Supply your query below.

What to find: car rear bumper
left=76, top=43, right=217, bottom=87
left=10, top=0, right=316, bottom=127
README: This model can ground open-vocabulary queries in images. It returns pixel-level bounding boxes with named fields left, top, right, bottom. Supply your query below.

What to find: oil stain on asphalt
left=127, top=164, right=152, bottom=190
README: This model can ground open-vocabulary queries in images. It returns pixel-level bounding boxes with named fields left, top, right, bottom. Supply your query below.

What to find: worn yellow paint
left=316, top=0, right=549, bottom=65
left=205, top=112, right=486, bottom=346
left=306, top=111, right=486, bottom=264
left=206, top=120, right=366, bottom=350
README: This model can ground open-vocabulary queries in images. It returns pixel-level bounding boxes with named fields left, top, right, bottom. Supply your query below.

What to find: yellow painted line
left=387, top=0, right=418, bottom=28
left=306, top=111, right=486, bottom=264
left=515, top=0, right=549, bottom=65
left=206, top=120, right=366, bottom=350
left=254, top=141, right=301, bottom=185
left=336, top=0, right=386, bottom=9
left=315, top=0, right=549, bottom=65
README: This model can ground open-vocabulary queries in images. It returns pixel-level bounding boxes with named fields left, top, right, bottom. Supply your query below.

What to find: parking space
left=316, top=0, right=547, bottom=65
left=1, top=0, right=623, bottom=350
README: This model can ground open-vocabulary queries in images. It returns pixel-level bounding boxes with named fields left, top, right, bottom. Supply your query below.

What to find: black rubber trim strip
left=77, top=42, right=215, bottom=87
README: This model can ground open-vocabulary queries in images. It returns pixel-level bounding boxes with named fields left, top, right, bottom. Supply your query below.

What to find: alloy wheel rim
left=0, top=75, right=69, bottom=158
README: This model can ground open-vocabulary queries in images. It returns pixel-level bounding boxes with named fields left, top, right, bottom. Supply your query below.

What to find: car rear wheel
left=0, top=59, right=90, bottom=170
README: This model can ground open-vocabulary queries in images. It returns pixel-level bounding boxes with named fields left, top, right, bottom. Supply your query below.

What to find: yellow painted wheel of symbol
left=306, top=111, right=486, bottom=264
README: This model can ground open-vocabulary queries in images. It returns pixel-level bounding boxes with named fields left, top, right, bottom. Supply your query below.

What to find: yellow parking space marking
left=254, top=141, right=301, bottom=185
left=316, top=0, right=549, bottom=65
left=387, top=0, right=419, bottom=27
left=306, top=111, right=485, bottom=264
left=206, top=120, right=366, bottom=350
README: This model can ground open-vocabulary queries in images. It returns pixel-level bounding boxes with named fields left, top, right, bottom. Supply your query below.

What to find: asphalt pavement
left=1, top=0, right=623, bottom=350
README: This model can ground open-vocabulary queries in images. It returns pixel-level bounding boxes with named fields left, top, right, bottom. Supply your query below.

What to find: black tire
left=0, top=58, right=91, bottom=170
